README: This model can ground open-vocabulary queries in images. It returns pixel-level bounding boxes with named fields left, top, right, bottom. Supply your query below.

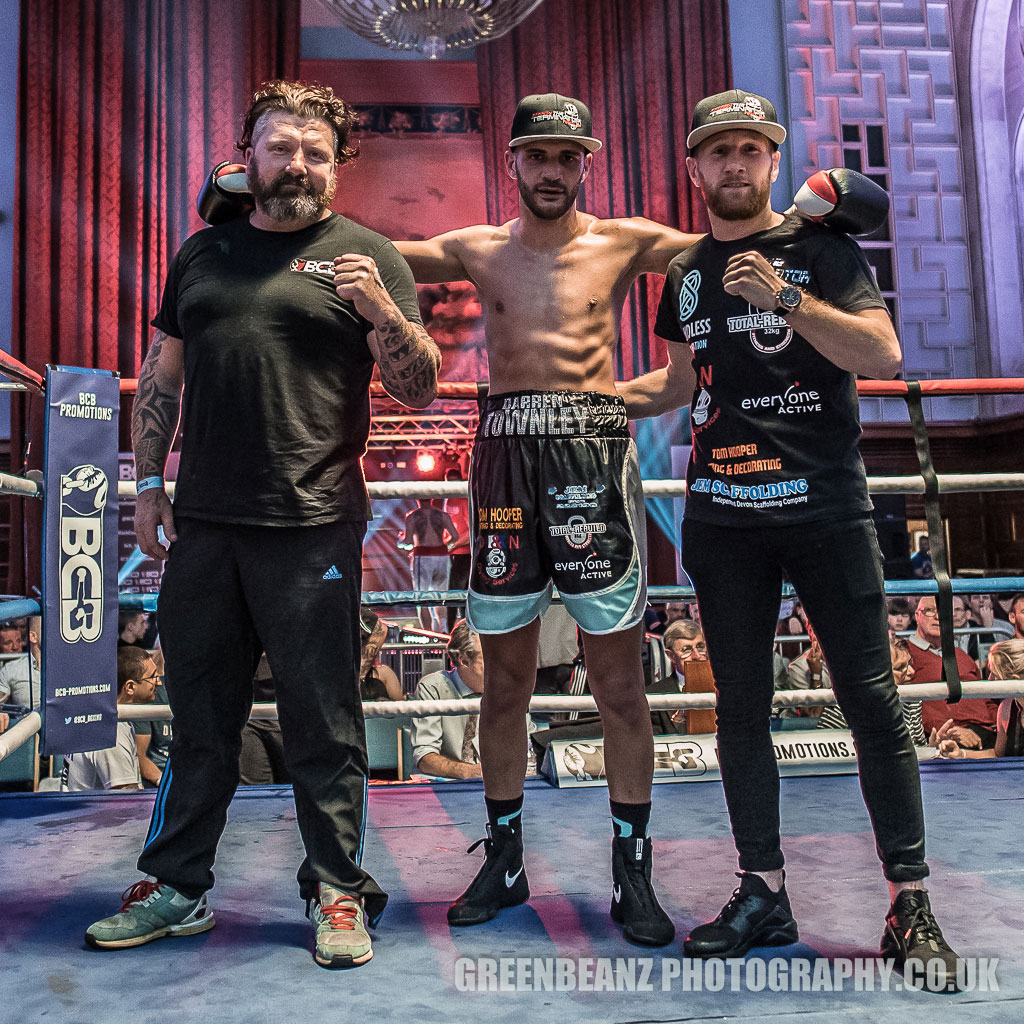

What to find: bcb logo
left=59, top=464, right=108, bottom=643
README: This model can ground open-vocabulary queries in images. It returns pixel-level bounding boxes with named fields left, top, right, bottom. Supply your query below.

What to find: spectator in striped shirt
left=818, top=635, right=926, bottom=745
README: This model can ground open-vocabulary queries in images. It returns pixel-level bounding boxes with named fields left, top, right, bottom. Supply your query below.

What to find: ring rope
left=105, top=473, right=1024, bottom=504
left=112, top=680, right=1024, bottom=723
left=109, top=376, right=1024, bottom=399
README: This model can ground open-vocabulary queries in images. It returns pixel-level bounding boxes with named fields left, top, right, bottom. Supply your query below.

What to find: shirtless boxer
left=396, top=94, right=698, bottom=946
left=399, top=498, right=457, bottom=632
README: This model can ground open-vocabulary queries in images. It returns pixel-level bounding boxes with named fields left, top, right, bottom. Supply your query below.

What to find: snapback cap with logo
left=686, top=89, right=787, bottom=152
left=509, top=93, right=602, bottom=153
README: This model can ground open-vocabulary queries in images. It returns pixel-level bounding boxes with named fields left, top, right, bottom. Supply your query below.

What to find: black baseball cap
left=686, top=89, right=787, bottom=152
left=509, top=93, right=602, bottom=153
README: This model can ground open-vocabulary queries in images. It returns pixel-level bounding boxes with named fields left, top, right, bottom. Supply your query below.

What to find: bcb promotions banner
left=542, top=731, right=938, bottom=788
left=41, top=366, right=119, bottom=755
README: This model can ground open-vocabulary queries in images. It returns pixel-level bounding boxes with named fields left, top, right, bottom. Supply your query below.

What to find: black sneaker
left=881, top=889, right=962, bottom=992
left=684, top=872, right=799, bottom=958
left=610, top=836, right=675, bottom=947
left=447, top=824, right=529, bottom=926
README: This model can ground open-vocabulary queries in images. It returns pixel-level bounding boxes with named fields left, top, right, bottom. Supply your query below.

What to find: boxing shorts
left=466, top=390, right=647, bottom=635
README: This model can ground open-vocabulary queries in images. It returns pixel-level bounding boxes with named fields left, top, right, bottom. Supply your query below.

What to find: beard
left=516, top=171, right=581, bottom=220
left=704, top=176, right=772, bottom=221
left=249, top=154, right=336, bottom=223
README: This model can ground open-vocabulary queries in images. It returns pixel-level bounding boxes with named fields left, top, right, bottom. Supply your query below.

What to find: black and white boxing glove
left=196, top=161, right=254, bottom=225
left=793, top=168, right=890, bottom=236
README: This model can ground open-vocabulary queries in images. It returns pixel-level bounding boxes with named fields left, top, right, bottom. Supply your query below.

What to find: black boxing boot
left=447, top=823, right=529, bottom=926
left=610, top=835, right=675, bottom=947
left=684, top=872, right=798, bottom=958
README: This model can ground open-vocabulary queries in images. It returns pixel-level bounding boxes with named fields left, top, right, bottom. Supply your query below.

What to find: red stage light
left=415, top=452, right=436, bottom=474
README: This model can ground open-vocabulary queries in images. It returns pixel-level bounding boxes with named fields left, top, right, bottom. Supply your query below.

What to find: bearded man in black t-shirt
left=620, top=89, right=961, bottom=989
left=86, top=81, right=440, bottom=970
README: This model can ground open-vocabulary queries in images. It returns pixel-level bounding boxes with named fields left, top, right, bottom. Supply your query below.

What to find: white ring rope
left=113, top=679, right=1024, bottom=723
left=0, top=711, right=41, bottom=761
left=4, top=683, right=1021, bottom=763
left=109, top=474, right=1024, bottom=503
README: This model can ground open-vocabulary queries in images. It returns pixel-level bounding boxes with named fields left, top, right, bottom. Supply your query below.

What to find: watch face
left=779, top=285, right=801, bottom=310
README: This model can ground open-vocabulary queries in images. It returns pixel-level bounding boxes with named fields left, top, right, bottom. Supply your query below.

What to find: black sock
left=610, top=800, right=651, bottom=840
left=485, top=794, right=524, bottom=833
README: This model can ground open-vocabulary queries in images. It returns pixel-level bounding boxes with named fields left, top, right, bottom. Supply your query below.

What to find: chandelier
left=319, top=0, right=546, bottom=60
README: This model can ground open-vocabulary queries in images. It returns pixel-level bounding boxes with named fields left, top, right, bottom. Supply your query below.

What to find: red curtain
left=476, top=0, right=730, bottom=378
left=9, top=0, right=298, bottom=591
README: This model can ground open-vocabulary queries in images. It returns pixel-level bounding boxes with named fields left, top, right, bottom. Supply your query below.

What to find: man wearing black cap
left=397, top=92, right=678, bottom=947
left=619, top=89, right=961, bottom=988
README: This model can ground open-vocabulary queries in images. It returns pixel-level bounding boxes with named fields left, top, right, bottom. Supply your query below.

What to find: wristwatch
left=773, top=284, right=803, bottom=317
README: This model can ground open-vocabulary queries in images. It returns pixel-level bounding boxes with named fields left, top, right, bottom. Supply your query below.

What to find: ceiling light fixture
left=319, top=0, right=545, bottom=60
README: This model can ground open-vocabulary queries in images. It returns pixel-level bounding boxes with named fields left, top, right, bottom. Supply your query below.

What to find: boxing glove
left=196, top=161, right=254, bottom=225
left=793, top=168, right=889, bottom=236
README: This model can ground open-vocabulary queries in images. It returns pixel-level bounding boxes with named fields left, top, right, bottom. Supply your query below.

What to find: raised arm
left=395, top=231, right=471, bottom=284
left=617, top=340, right=696, bottom=420
left=132, top=329, right=184, bottom=560
left=625, top=218, right=705, bottom=277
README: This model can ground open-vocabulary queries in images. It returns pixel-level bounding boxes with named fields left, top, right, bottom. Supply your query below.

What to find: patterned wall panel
left=784, top=0, right=977, bottom=422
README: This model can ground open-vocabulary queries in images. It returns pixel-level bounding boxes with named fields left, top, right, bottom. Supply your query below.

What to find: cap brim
left=509, top=134, right=602, bottom=153
left=686, top=120, right=787, bottom=151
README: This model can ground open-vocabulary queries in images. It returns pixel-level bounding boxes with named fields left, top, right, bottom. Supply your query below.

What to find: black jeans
left=682, top=514, right=928, bottom=883
left=137, top=517, right=388, bottom=923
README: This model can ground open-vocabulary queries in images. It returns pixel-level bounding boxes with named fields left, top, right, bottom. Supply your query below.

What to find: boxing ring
left=1, top=362, right=1023, bottom=1019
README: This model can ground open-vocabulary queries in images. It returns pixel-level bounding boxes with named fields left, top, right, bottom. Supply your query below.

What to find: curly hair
left=238, top=80, right=359, bottom=165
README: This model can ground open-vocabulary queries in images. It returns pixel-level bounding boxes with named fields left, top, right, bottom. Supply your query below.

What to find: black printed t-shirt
left=152, top=213, right=422, bottom=525
left=654, top=214, right=886, bottom=526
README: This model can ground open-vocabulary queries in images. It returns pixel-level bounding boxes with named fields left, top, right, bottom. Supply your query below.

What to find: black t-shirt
left=152, top=213, right=423, bottom=525
left=654, top=214, right=886, bottom=526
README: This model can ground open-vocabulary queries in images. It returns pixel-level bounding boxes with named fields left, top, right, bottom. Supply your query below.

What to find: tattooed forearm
left=370, top=316, right=441, bottom=409
left=132, top=330, right=185, bottom=478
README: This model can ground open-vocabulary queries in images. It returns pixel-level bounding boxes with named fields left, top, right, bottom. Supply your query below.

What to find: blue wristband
left=136, top=476, right=165, bottom=494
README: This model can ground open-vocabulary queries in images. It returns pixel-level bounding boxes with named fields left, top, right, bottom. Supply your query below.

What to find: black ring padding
left=904, top=380, right=961, bottom=703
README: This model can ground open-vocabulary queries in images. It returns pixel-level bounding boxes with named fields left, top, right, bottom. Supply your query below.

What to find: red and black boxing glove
left=196, top=161, right=254, bottom=225
left=793, top=168, right=890, bottom=236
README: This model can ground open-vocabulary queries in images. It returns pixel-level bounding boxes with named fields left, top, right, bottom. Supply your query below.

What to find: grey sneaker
left=309, top=883, right=373, bottom=968
left=86, top=880, right=214, bottom=949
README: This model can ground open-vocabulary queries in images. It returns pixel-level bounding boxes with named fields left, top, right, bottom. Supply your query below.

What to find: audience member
left=1006, top=593, right=1024, bottom=639
left=819, top=635, right=928, bottom=746
left=238, top=654, right=289, bottom=785
left=0, top=622, right=23, bottom=654
left=663, top=620, right=708, bottom=732
left=409, top=621, right=485, bottom=779
left=399, top=498, right=457, bottom=633
left=648, top=600, right=689, bottom=635
left=991, top=639, right=1024, bottom=758
left=886, top=597, right=913, bottom=634
left=359, top=608, right=403, bottom=702
left=966, top=593, right=995, bottom=629
left=117, top=609, right=150, bottom=648
left=663, top=620, right=707, bottom=676
left=134, top=648, right=170, bottom=787
left=60, top=647, right=159, bottom=791
left=910, top=536, right=933, bottom=578
left=534, top=603, right=581, bottom=719
left=0, top=616, right=41, bottom=709
left=992, top=591, right=1022, bottom=626
left=908, top=596, right=996, bottom=748
left=777, top=622, right=830, bottom=719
